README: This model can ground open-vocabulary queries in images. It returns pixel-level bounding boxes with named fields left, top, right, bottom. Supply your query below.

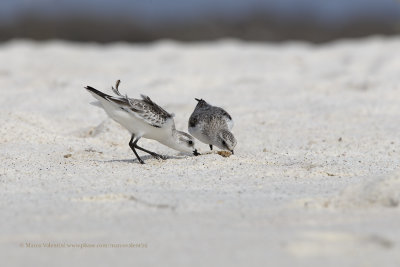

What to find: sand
left=1, top=37, right=400, bottom=266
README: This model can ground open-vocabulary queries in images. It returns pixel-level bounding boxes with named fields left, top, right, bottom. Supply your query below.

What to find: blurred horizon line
left=1, top=12, right=399, bottom=44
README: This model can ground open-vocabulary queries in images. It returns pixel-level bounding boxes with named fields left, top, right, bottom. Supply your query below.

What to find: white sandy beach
left=1, top=37, right=400, bottom=266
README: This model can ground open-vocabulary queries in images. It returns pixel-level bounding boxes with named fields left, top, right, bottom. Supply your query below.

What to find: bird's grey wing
left=125, top=95, right=174, bottom=128
left=189, top=105, right=233, bottom=129
left=220, top=108, right=234, bottom=130
left=103, top=91, right=173, bottom=128
left=211, top=106, right=233, bottom=129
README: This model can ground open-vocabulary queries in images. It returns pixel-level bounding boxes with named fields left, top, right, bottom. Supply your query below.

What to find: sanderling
left=85, top=80, right=198, bottom=164
left=188, top=98, right=237, bottom=154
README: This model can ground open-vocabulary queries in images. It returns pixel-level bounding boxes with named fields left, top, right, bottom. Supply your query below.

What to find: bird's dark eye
left=222, top=141, right=226, bottom=146
left=188, top=140, right=193, bottom=145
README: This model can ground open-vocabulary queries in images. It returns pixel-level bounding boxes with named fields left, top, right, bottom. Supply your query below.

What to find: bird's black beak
left=193, top=149, right=200, bottom=156
left=230, top=150, right=234, bottom=154
left=195, top=98, right=201, bottom=102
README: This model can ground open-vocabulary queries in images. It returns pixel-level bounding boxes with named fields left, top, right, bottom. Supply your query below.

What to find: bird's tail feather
left=85, top=86, right=112, bottom=100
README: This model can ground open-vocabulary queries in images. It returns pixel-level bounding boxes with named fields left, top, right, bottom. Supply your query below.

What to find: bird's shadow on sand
left=97, top=154, right=194, bottom=164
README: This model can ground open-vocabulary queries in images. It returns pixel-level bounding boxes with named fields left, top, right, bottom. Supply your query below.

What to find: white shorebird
left=85, top=80, right=198, bottom=164
left=188, top=98, right=237, bottom=153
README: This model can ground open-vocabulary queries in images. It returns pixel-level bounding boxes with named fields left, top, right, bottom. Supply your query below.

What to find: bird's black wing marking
left=140, top=94, right=173, bottom=119
left=219, top=108, right=232, bottom=120
left=189, top=116, right=198, bottom=128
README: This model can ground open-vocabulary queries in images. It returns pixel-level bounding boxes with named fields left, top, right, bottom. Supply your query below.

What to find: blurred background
left=1, top=0, right=400, bottom=43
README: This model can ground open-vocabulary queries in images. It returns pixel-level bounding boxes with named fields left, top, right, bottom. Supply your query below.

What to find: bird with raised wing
left=85, top=80, right=198, bottom=164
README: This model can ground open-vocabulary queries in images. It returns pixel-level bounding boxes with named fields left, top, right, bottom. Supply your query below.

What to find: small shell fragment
left=217, top=151, right=232, bottom=157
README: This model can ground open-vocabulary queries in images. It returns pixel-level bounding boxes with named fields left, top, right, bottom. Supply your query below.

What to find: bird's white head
left=170, top=131, right=199, bottom=155
left=216, top=129, right=237, bottom=154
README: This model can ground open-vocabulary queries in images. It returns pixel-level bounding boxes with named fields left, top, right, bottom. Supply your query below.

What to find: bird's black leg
left=209, top=144, right=213, bottom=150
left=134, top=142, right=165, bottom=160
left=129, top=134, right=145, bottom=164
